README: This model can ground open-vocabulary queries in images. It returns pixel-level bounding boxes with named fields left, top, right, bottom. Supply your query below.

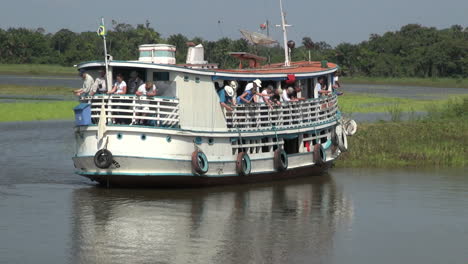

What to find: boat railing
left=225, top=95, right=338, bottom=131
left=80, top=95, right=180, bottom=127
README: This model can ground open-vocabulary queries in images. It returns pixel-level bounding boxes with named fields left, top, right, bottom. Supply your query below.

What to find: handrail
left=225, top=95, right=338, bottom=131
left=80, top=95, right=179, bottom=127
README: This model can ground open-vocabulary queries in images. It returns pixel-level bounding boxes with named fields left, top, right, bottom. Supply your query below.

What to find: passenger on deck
left=136, top=81, right=157, bottom=96
left=281, top=87, right=296, bottom=102
left=314, top=77, right=331, bottom=98
left=237, top=79, right=261, bottom=104
left=108, top=74, right=128, bottom=124
left=108, top=74, right=127, bottom=95
left=73, top=70, right=94, bottom=96
left=133, top=81, right=157, bottom=125
left=257, top=85, right=275, bottom=108
left=89, top=70, right=107, bottom=96
left=217, top=83, right=236, bottom=111
left=291, top=85, right=306, bottom=101
left=332, top=72, right=343, bottom=95
left=127, top=71, right=144, bottom=94
left=271, top=88, right=282, bottom=105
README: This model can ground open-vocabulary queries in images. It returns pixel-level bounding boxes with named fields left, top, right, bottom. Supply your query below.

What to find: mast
left=278, top=0, right=291, bottom=67
left=101, top=18, right=110, bottom=90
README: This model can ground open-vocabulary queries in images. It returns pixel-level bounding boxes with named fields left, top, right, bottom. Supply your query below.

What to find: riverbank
left=0, top=101, right=76, bottom=122
left=0, top=64, right=75, bottom=76
left=0, top=84, right=73, bottom=96
left=343, top=76, right=468, bottom=89
left=337, top=98, right=467, bottom=168
left=338, top=93, right=467, bottom=113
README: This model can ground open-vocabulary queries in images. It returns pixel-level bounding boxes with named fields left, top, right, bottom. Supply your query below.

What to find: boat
left=72, top=1, right=357, bottom=187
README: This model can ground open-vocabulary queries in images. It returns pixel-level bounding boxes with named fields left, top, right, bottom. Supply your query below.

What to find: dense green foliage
left=0, top=22, right=466, bottom=77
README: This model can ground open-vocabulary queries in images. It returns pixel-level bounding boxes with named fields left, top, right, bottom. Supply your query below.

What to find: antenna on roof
left=276, top=0, right=292, bottom=67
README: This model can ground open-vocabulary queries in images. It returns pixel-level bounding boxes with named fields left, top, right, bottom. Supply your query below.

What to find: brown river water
left=0, top=120, right=467, bottom=264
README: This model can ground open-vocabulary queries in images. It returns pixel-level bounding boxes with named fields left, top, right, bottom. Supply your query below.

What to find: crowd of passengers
left=216, top=75, right=342, bottom=111
left=73, top=70, right=157, bottom=97
left=74, top=69, right=159, bottom=125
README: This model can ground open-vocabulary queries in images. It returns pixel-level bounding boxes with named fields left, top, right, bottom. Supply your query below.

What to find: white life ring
left=344, top=119, right=357, bottom=136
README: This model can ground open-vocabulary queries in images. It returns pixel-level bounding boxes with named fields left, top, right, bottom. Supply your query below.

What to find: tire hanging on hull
left=313, top=144, right=326, bottom=165
left=192, top=150, right=209, bottom=175
left=94, top=149, right=113, bottom=169
left=236, top=152, right=251, bottom=176
left=274, top=148, right=288, bottom=171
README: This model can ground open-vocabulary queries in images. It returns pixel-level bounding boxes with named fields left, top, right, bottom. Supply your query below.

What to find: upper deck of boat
left=213, top=61, right=338, bottom=74
left=78, top=60, right=338, bottom=79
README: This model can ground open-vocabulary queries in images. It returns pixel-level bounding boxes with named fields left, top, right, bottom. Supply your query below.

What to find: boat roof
left=77, top=60, right=338, bottom=81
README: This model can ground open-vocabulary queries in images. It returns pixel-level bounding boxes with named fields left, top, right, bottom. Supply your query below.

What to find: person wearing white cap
left=217, top=83, right=236, bottom=111
left=237, top=79, right=261, bottom=104
left=244, top=79, right=262, bottom=92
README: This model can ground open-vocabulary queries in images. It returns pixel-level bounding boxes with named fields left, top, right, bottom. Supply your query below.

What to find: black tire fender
left=274, top=148, right=288, bottom=171
left=94, top=149, right=113, bottom=169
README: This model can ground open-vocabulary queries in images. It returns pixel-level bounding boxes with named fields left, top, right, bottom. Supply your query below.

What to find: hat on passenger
left=224, top=85, right=235, bottom=97
left=253, top=79, right=262, bottom=87
left=230, top=80, right=238, bottom=90
left=78, top=69, right=86, bottom=76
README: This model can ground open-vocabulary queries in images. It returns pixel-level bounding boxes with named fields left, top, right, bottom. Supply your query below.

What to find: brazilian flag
left=97, top=24, right=106, bottom=37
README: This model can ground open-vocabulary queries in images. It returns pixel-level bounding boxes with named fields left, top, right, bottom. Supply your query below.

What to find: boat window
left=154, top=50, right=175, bottom=57
left=140, top=51, right=152, bottom=57
left=153, top=72, right=170, bottom=81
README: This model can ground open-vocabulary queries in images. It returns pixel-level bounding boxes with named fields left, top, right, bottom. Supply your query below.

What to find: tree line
left=0, top=21, right=466, bottom=78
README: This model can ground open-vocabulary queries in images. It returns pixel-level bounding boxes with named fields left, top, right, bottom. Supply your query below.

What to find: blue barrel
left=73, top=103, right=92, bottom=126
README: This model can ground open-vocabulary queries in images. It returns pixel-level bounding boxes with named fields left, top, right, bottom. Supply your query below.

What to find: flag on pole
left=97, top=24, right=106, bottom=37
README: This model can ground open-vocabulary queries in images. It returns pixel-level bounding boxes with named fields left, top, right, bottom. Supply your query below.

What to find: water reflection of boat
left=70, top=175, right=353, bottom=263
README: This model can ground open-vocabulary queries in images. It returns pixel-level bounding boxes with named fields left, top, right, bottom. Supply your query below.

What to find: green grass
left=0, top=84, right=73, bottom=96
left=337, top=98, right=468, bottom=168
left=0, top=101, right=76, bottom=122
left=0, top=64, right=76, bottom=76
left=343, top=76, right=468, bottom=88
left=337, top=93, right=467, bottom=113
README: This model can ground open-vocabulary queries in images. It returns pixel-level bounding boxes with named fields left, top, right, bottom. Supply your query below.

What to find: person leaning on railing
left=237, top=79, right=261, bottom=105
left=216, top=82, right=236, bottom=111
left=314, top=77, right=331, bottom=98
left=136, top=81, right=157, bottom=97
left=131, top=81, right=157, bottom=125
left=271, top=88, right=282, bottom=105
left=89, top=69, right=107, bottom=96
left=73, top=70, right=94, bottom=96
left=288, top=85, right=306, bottom=101
left=256, top=85, right=276, bottom=109
left=107, top=74, right=128, bottom=124
left=108, top=74, right=127, bottom=95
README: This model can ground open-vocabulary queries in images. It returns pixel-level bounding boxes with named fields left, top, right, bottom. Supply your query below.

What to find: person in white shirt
left=90, top=70, right=107, bottom=95
left=136, top=81, right=157, bottom=96
left=332, top=72, right=343, bottom=95
left=282, top=87, right=295, bottom=102
left=314, top=77, right=330, bottom=98
left=133, top=81, right=158, bottom=125
left=257, top=85, right=275, bottom=108
left=73, top=71, right=94, bottom=96
left=108, top=74, right=127, bottom=94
